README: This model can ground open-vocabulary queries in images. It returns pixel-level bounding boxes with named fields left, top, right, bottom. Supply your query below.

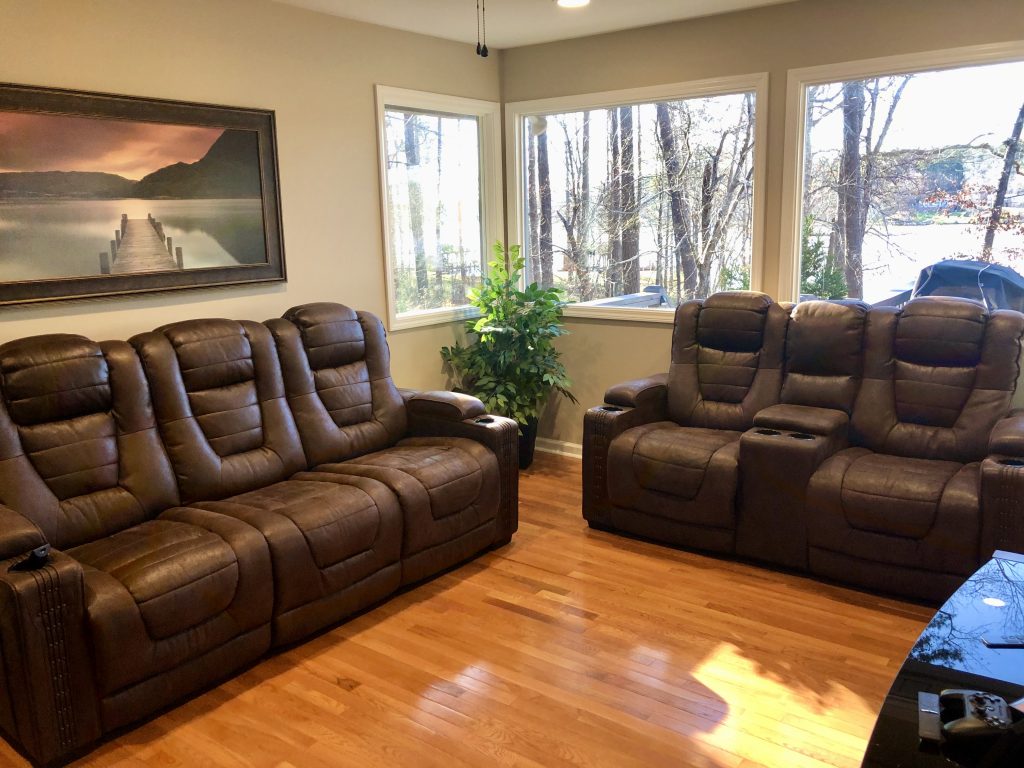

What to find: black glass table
left=862, top=551, right=1024, bottom=767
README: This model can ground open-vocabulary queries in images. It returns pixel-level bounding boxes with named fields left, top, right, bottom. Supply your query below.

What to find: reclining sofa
left=584, top=291, right=1024, bottom=603
left=0, top=302, right=518, bottom=766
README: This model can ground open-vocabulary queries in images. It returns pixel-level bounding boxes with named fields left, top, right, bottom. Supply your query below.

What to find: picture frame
left=0, top=82, right=286, bottom=305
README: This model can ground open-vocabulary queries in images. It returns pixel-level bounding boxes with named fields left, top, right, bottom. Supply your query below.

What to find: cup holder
left=754, top=428, right=781, bottom=436
left=997, top=458, right=1024, bottom=467
left=789, top=432, right=815, bottom=441
left=473, top=416, right=495, bottom=424
left=599, top=405, right=624, bottom=413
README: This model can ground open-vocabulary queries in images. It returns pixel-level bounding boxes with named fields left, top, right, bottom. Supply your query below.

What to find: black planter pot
left=518, top=416, right=539, bottom=470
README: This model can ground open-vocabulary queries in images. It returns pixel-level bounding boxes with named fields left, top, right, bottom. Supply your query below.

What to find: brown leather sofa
left=584, top=291, right=1024, bottom=604
left=0, top=302, right=517, bottom=766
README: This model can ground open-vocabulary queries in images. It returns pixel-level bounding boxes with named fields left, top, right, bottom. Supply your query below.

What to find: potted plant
left=441, top=242, right=577, bottom=468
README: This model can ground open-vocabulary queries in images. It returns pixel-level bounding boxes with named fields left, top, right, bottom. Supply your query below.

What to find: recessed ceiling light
left=556, top=0, right=590, bottom=8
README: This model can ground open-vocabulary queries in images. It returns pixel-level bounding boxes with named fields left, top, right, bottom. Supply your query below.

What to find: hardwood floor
left=0, top=454, right=933, bottom=768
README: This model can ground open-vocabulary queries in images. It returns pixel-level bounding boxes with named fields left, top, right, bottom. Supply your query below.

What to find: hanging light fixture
left=476, top=0, right=488, bottom=57
left=556, top=0, right=590, bottom=7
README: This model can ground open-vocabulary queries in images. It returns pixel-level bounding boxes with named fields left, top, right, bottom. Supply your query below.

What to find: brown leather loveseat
left=584, top=291, right=1024, bottom=603
left=0, top=302, right=517, bottom=766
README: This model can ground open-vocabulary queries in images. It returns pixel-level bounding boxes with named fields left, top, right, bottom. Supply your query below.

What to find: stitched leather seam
left=134, top=561, right=237, bottom=605
left=193, top=402, right=259, bottom=418
left=315, top=380, right=370, bottom=395
left=842, top=487, right=945, bottom=503
left=179, top=356, right=252, bottom=373
left=202, top=424, right=262, bottom=441
left=7, top=379, right=108, bottom=401
left=37, top=461, right=117, bottom=484
left=172, top=332, right=244, bottom=347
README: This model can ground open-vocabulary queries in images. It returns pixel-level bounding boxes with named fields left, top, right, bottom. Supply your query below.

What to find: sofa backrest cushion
left=131, top=319, right=306, bottom=503
left=851, top=297, right=1024, bottom=462
left=266, top=303, right=407, bottom=467
left=781, top=300, right=868, bottom=412
left=668, top=291, right=789, bottom=430
left=0, top=335, right=177, bottom=548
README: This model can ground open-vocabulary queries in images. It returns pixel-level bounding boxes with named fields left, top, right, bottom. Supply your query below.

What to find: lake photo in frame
left=0, top=83, right=285, bottom=304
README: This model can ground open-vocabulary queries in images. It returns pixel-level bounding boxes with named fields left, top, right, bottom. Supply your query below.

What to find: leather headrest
left=696, top=291, right=773, bottom=352
left=895, top=297, right=987, bottom=367
left=156, top=319, right=255, bottom=392
left=0, top=334, right=111, bottom=426
left=281, top=303, right=366, bottom=371
left=787, top=300, right=868, bottom=376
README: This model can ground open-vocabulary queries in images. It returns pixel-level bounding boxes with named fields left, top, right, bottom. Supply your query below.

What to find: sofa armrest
left=604, top=373, right=669, bottom=412
left=980, top=456, right=1024, bottom=560
left=582, top=393, right=668, bottom=527
left=405, top=412, right=519, bottom=547
left=407, top=390, right=486, bottom=421
left=0, top=550, right=101, bottom=764
left=753, top=404, right=849, bottom=439
left=989, top=410, right=1024, bottom=457
left=397, top=387, right=419, bottom=404
left=0, top=506, right=46, bottom=562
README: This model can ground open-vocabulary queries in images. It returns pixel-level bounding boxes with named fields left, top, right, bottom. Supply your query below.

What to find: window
left=784, top=44, right=1024, bottom=307
left=375, top=87, right=501, bottom=330
left=506, top=76, right=767, bottom=320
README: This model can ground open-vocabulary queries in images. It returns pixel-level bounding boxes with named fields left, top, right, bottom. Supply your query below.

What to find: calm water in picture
left=0, top=198, right=267, bottom=281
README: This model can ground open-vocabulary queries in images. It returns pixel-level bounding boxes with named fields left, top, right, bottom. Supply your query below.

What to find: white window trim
left=778, top=40, right=1024, bottom=302
left=505, top=73, right=770, bottom=323
left=374, top=85, right=503, bottom=331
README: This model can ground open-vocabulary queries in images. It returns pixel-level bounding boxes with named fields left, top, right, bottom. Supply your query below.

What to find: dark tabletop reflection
left=909, top=557, right=1024, bottom=687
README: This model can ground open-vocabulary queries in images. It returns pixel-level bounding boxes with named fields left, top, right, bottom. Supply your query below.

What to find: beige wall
left=507, top=0, right=1024, bottom=446
left=0, top=0, right=498, bottom=389
left=2, top=0, right=1023, bottom=447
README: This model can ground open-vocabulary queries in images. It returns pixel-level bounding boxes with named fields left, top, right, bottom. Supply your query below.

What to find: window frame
left=505, top=73, right=770, bottom=323
left=374, top=85, right=503, bottom=331
left=778, top=40, right=1024, bottom=303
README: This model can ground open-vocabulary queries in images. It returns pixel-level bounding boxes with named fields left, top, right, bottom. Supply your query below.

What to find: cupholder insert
left=997, top=458, right=1024, bottom=467
left=473, top=416, right=495, bottom=424
left=789, top=432, right=815, bottom=441
left=599, top=406, right=624, bottom=412
left=754, top=428, right=781, bottom=436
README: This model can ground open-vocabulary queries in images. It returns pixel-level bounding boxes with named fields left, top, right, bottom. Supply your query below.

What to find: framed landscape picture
left=0, top=82, right=285, bottom=305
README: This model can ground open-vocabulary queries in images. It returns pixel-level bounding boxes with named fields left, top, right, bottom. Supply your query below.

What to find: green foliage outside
left=441, top=243, right=578, bottom=431
left=394, top=246, right=481, bottom=315
left=718, top=262, right=751, bottom=291
left=799, top=216, right=847, bottom=299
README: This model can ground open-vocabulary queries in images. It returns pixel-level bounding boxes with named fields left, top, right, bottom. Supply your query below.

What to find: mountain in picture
left=133, top=129, right=262, bottom=199
left=0, top=170, right=135, bottom=199
left=0, top=129, right=261, bottom=200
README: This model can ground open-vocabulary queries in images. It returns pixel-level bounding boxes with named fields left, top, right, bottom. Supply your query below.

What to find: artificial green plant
left=441, top=242, right=577, bottom=430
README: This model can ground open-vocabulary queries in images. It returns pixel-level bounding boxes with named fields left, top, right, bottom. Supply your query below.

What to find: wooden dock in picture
left=99, top=213, right=184, bottom=275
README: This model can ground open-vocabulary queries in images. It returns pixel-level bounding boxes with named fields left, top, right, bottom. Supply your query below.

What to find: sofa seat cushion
left=841, top=453, right=964, bottom=539
left=607, top=422, right=742, bottom=530
left=191, top=477, right=402, bottom=642
left=806, top=447, right=981, bottom=577
left=312, top=437, right=499, bottom=583
left=633, top=424, right=740, bottom=499
left=70, top=520, right=238, bottom=641
left=68, top=510, right=272, bottom=697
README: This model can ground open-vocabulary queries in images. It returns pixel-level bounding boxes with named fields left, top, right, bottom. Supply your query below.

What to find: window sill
left=389, top=305, right=479, bottom=332
left=563, top=304, right=675, bottom=323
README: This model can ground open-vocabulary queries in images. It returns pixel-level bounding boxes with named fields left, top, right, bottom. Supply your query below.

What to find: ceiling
left=271, top=0, right=796, bottom=49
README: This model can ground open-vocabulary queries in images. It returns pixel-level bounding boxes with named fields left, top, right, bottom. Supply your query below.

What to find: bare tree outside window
left=800, top=61, right=1024, bottom=305
left=383, top=109, right=483, bottom=316
left=522, top=91, right=756, bottom=307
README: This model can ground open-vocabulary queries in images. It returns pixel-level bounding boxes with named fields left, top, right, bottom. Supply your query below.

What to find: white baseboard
left=534, top=437, right=583, bottom=459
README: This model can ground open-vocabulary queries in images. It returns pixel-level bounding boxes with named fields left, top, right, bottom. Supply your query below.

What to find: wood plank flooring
left=0, top=454, right=933, bottom=767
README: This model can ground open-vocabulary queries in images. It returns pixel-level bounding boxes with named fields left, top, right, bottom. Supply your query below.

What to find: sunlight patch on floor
left=690, top=642, right=876, bottom=768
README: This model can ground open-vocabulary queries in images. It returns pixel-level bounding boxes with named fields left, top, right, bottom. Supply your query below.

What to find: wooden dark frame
left=0, top=82, right=286, bottom=305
